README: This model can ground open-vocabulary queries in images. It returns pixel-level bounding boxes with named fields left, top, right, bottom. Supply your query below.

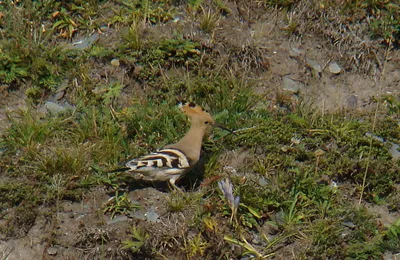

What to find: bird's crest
left=178, top=101, right=208, bottom=117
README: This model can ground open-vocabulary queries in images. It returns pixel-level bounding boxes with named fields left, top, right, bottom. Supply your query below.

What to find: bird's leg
left=169, top=178, right=184, bottom=194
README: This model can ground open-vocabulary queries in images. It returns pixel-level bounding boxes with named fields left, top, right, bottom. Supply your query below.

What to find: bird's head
left=178, top=101, right=215, bottom=130
left=178, top=101, right=234, bottom=134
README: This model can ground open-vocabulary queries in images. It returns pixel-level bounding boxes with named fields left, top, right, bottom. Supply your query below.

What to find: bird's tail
left=107, top=167, right=131, bottom=173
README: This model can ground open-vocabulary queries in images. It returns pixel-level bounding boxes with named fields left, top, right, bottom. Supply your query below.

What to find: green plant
left=121, top=226, right=149, bottom=253
left=380, top=94, right=400, bottom=115
left=1, top=110, right=61, bottom=153
left=278, top=192, right=305, bottom=227
left=122, top=19, right=144, bottom=50
left=182, top=232, right=210, bottom=258
left=346, top=242, right=382, bottom=260
left=33, top=146, right=89, bottom=183
left=51, top=7, right=79, bottom=38
left=93, top=81, right=124, bottom=106
left=282, top=11, right=298, bottom=36
left=198, top=7, right=220, bottom=33
left=256, top=0, right=297, bottom=9
left=224, top=232, right=296, bottom=259
left=309, top=219, right=343, bottom=258
left=116, top=0, right=175, bottom=25
left=186, top=0, right=204, bottom=12
left=0, top=51, right=28, bottom=84
left=128, top=38, right=201, bottom=83
left=380, top=218, right=400, bottom=252
left=104, top=191, right=141, bottom=219
left=166, top=192, right=201, bottom=212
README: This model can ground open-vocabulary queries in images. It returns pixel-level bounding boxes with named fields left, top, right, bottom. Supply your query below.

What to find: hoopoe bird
left=117, top=101, right=229, bottom=191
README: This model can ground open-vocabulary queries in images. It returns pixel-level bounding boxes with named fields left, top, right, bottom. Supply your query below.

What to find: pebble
left=314, top=149, right=325, bottom=157
left=132, top=211, right=146, bottom=220
left=291, top=137, right=301, bottom=145
left=47, top=247, right=57, bottom=256
left=342, top=221, right=356, bottom=229
left=365, top=133, right=399, bottom=160
left=53, top=90, right=65, bottom=101
left=346, top=95, right=358, bottom=109
left=388, top=143, right=400, bottom=160
left=306, top=58, right=322, bottom=77
left=44, top=101, right=69, bottom=114
left=71, top=33, right=99, bottom=49
left=111, top=59, right=120, bottom=67
left=282, top=77, right=301, bottom=93
left=289, top=47, right=304, bottom=58
left=107, top=215, right=128, bottom=225
left=328, top=62, right=341, bottom=74
left=145, top=206, right=159, bottom=223
left=258, top=178, right=268, bottom=187
left=365, top=132, right=385, bottom=143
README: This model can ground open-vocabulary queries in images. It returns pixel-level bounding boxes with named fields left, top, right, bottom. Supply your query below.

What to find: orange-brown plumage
left=121, top=101, right=216, bottom=191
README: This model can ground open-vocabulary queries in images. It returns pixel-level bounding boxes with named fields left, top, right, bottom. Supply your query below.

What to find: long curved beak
left=213, top=123, right=235, bottom=135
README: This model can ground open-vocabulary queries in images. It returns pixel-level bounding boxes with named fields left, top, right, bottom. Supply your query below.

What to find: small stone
left=328, top=62, right=341, bottom=74
left=388, top=143, right=400, bottom=161
left=258, top=178, right=268, bottom=187
left=291, top=137, right=301, bottom=145
left=111, top=59, right=120, bottom=67
left=145, top=206, right=159, bottom=223
left=71, top=33, right=99, bottom=49
left=282, top=77, right=300, bottom=93
left=281, top=146, right=289, bottom=152
left=44, top=101, right=68, bottom=114
left=47, top=247, right=57, bottom=256
left=289, top=47, right=304, bottom=58
left=343, top=221, right=356, bottom=229
left=347, top=95, right=358, bottom=110
left=306, top=58, right=322, bottom=76
left=132, top=210, right=146, bottom=220
left=365, top=132, right=385, bottom=143
left=62, top=202, right=73, bottom=212
left=54, top=90, right=65, bottom=100
left=314, top=149, right=325, bottom=157
left=223, top=166, right=237, bottom=175
left=107, top=215, right=128, bottom=225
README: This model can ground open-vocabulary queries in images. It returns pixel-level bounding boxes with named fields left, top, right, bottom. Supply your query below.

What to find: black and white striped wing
left=124, top=148, right=191, bottom=181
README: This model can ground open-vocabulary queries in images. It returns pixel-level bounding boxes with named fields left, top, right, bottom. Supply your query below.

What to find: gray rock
left=132, top=210, right=146, bottom=220
left=145, top=206, right=159, bottom=223
left=389, top=143, right=400, bottom=161
left=71, top=33, right=99, bottom=49
left=306, top=58, right=322, bottom=76
left=289, top=48, right=304, bottom=58
left=365, top=132, right=384, bottom=142
left=107, top=215, right=128, bottom=225
left=258, top=177, right=268, bottom=187
left=44, top=101, right=68, bottom=114
left=53, top=90, right=65, bottom=101
left=343, top=221, right=356, bottom=229
left=328, top=62, right=342, bottom=74
left=111, top=59, right=120, bottom=67
left=43, top=101, right=74, bottom=114
left=47, top=247, right=57, bottom=256
left=282, top=77, right=301, bottom=93
left=346, top=95, right=358, bottom=109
